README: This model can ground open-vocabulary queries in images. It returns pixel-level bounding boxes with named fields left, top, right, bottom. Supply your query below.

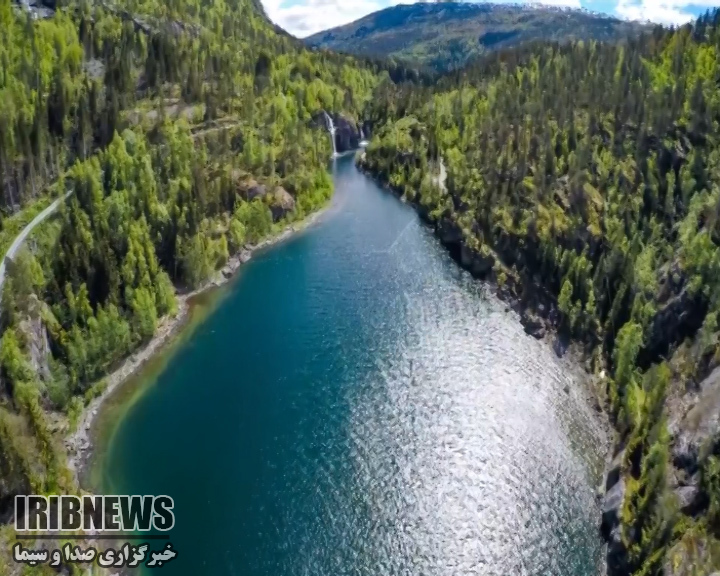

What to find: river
left=99, top=155, right=608, bottom=576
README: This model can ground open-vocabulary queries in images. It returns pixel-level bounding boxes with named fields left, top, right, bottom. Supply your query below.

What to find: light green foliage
left=0, top=0, right=387, bottom=554
left=613, top=322, right=644, bottom=420
left=131, top=287, right=158, bottom=342
left=362, top=12, right=720, bottom=572
left=234, top=201, right=273, bottom=245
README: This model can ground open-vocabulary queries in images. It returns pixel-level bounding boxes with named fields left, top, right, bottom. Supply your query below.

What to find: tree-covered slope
left=361, top=11, right=720, bottom=576
left=306, top=1, right=649, bottom=71
left=0, top=0, right=389, bottom=570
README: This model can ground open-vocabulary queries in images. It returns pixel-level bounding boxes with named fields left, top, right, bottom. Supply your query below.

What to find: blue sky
left=261, top=0, right=720, bottom=37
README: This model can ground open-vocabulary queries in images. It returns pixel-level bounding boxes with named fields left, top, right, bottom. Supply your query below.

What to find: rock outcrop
left=269, top=187, right=296, bottom=222
left=520, top=311, right=546, bottom=339
left=602, top=477, right=629, bottom=575
left=333, top=114, right=362, bottom=152
left=643, top=276, right=707, bottom=365
left=16, top=295, right=52, bottom=382
left=671, top=365, right=720, bottom=476
left=234, top=176, right=268, bottom=202
left=246, top=181, right=267, bottom=201
left=313, top=112, right=365, bottom=154
left=435, top=216, right=463, bottom=245
left=674, top=484, right=701, bottom=515
left=459, top=244, right=495, bottom=278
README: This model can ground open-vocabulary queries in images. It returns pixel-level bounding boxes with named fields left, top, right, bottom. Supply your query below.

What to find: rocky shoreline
left=357, top=150, right=720, bottom=576
left=66, top=204, right=331, bottom=485
left=356, top=152, right=620, bottom=564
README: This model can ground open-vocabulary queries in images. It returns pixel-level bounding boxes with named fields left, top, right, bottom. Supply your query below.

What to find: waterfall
left=359, top=125, right=368, bottom=147
left=323, top=111, right=338, bottom=158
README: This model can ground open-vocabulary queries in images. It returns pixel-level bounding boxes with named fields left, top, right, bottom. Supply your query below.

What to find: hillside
left=306, top=2, right=650, bottom=71
left=361, top=9, right=720, bottom=575
left=0, top=0, right=386, bottom=571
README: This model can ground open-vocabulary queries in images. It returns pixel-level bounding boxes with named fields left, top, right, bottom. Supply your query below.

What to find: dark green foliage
left=0, top=0, right=385, bottom=561
left=362, top=10, right=720, bottom=574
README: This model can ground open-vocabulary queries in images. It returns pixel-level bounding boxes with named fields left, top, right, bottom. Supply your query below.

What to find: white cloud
left=262, top=0, right=584, bottom=38
left=262, top=0, right=392, bottom=37
left=262, top=0, right=719, bottom=37
left=615, top=0, right=719, bottom=25
left=534, top=0, right=581, bottom=6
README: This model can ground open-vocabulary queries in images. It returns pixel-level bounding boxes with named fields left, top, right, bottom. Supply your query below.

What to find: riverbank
left=358, top=154, right=609, bottom=389
left=101, top=155, right=609, bottom=576
left=357, top=152, right=615, bottom=495
left=66, top=204, right=331, bottom=484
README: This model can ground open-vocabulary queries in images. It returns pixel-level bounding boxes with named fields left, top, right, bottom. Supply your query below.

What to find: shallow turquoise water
left=104, top=156, right=607, bottom=576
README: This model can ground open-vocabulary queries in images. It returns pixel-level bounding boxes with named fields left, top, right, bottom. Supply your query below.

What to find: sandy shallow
left=65, top=206, right=331, bottom=484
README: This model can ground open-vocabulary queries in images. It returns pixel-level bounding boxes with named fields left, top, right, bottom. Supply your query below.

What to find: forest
left=361, top=10, right=720, bottom=576
left=0, top=0, right=389, bottom=571
left=2, top=0, right=720, bottom=573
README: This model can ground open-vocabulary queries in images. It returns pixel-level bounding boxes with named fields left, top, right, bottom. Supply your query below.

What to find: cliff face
left=313, top=112, right=370, bottom=154
left=16, top=296, right=53, bottom=384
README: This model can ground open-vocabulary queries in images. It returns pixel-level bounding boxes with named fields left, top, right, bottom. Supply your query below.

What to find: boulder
left=674, top=485, right=700, bottom=515
left=553, top=334, right=569, bottom=358
left=601, top=477, right=625, bottom=541
left=436, top=217, right=463, bottom=245
left=269, top=187, right=296, bottom=222
left=247, top=182, right=267, bottom=201
left=521, top=311, right=546, bottom=340
left=459, top=244, right=495, bottom=278
left=237, top=178, right=267, bottom=201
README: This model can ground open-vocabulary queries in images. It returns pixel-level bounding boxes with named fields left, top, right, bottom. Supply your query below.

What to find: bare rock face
left=269, top=187, right=296, bottom=222
left=459, top=244, right=495, bottom=278
left=333, top=114, right=362, bottom=153
left=644, top=285, right=706, bottom=363
left=312, top=112, right=364, bottom=153
left=672, top=365, right=720, bottom=475
left=436, top=217, right=463, bottom=245
left=236, top=177, right=268, bottom=201
left=601, top=477, right=630, bottom=576
left=674, top=484, right=701, bottom=515
left=16, top=295, right=52, bottom=382
left=605, top=449, right=625, bottom=492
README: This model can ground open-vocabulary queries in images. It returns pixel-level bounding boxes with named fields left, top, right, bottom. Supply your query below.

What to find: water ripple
left=107, top=158, right=607, bottom=576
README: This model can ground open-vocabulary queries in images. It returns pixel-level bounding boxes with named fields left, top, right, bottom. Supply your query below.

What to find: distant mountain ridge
left=305, top=2, right=651, bottom=71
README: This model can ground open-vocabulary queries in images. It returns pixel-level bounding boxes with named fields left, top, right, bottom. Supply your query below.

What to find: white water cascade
left=323, top=111, right=338, bottom=158
left=359, top=126, right=368, bottom=147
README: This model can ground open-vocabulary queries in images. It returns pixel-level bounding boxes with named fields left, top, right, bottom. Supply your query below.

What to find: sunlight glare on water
left=104, top=155, right=607, bottom=576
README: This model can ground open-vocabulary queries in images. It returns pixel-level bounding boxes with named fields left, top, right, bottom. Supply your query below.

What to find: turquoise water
left=103, top=156, right=607, bottom=576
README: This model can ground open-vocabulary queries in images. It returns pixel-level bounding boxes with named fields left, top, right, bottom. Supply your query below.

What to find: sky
left=261, top=0, right=720, bottom=38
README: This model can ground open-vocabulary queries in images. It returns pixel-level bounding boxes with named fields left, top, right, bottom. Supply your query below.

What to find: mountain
left=306, top=2, right=651, bottom=71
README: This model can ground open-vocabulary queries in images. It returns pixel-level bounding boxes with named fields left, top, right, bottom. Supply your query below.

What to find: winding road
left=0, top=191, right=71, bottom=306
left=0, top=118, right=238, bottom=307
